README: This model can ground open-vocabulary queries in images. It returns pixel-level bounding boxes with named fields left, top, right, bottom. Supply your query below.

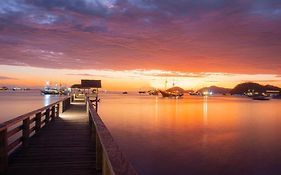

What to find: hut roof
left=81, top=80, right=101, bottom=88
left=70, top=84, right=82, bottom=88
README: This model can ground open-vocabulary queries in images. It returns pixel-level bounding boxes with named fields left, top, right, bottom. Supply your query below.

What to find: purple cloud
left=0, top=0, right=280, bottom=74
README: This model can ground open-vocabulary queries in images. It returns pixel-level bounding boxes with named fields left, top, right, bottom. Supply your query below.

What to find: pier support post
left=96, top=134, right=103, bottom=171
left=45, top=108, right=50, bottom=124
left=22, top=117, right=30, bottom=148
left=0, top=128, right=8, bottom=174
left=35, top=112, right=41, bottom=133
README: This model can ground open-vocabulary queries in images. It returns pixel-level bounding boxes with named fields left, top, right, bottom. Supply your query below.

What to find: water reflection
left=203, top=96, right=208, bottom=126
left=44, top=95, right=51, bottom=106
left=154, top=97, right=158, bottom=121
left=99, top=94, right=281, bottom=175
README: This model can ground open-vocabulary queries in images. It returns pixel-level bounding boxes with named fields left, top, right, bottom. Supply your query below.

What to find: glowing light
left=203, top=91, right=209, bottom=96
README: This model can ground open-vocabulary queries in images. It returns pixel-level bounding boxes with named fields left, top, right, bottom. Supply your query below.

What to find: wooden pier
left=0, top=96, right=137, bottom=175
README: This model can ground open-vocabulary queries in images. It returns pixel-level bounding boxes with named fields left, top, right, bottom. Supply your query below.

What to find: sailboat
left=160, top=80, right=184, bottom=98
left=159, top=90, right=183, bottom=98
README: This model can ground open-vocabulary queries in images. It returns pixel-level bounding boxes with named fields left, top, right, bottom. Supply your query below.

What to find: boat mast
left=164, top=79, right=168, bottom=90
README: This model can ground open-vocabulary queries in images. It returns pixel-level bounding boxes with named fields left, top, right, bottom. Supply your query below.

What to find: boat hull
left=160, top=91, right=183, bottom=98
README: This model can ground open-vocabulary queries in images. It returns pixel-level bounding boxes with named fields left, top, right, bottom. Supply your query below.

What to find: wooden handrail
left=0, top=96, right=71, bottom=174
left=0, top=97, right=70, bottom=131
left=86, top=96, right=138, bottom=175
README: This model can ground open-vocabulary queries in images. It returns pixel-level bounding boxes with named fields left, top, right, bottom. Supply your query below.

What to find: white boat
left=41, top=87, right=59, bottom=95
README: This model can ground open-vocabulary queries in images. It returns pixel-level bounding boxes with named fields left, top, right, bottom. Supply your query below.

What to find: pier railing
left=0, top=97, right=71, bottom=173
left=86, top=96, right=138, bottom=175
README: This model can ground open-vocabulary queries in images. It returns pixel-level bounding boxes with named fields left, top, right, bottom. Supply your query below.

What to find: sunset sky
left=0, top=0, right=281, bottom=90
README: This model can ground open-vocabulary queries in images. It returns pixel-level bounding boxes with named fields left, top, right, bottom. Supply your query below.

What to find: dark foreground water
left=98, top=94, right=281, bottom=175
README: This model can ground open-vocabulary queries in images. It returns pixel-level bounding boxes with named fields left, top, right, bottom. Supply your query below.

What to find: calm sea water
left=1, top=92, right=281, bottom=174
left=0, top=91, right=63, bottom=123
left=98, top=94, right=281, bottom=175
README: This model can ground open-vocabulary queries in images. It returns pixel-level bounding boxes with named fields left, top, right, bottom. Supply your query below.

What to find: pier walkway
left=0, top=96, right=137, bottom=175
left=7, top=101, right=98, bottom=175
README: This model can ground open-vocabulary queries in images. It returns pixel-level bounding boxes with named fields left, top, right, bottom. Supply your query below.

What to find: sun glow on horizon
left=0, top=65, right=281, bottom=91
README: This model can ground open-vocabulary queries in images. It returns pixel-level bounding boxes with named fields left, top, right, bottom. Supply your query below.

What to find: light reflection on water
left=98, top=94, right=281, bottom=175
left=44, top=94, right=51, bottom=106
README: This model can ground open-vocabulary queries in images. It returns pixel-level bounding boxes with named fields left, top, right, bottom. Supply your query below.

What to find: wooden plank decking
left=7, top=101, right=99, bottom=175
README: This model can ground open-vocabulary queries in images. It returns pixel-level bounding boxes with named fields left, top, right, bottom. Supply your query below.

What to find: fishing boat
left=159, top=90, right=183, bottom=98
left=41, top=81, right=60, bottom=95
left=148, top=90, right=159, bottom=96
left=252, top=96, right=270, bottom=101
left=0, top=87, right=8, bottom=91
left=41, top=87, right=60, bottom=95
left=122, top=91, right=128, bottom=94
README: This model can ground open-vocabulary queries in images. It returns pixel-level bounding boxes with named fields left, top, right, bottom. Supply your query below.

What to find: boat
left=272, top=95, right=281, bottom=99
left=138, top=91, right=146, bottom=94
left=252, top=96, right=270, bottom=101
left=122, top=91, right=128, bottom=94
left=148, top=90, right=159, bottom=96
left=160, top=90, right=183, bottom=98
left=0, top=87, right=8, bottom=91
left=41, top=87, right=60, bottom=95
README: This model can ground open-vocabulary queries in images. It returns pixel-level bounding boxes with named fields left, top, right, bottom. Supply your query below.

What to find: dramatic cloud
left=0, top=0, right=281, bottom=74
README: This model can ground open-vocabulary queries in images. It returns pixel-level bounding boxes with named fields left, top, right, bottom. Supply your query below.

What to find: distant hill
left=198, top=86, right=231, bottom=94
left=166, top=86, right=185, bottom=93
left=230, top=82, right=281, bottom=95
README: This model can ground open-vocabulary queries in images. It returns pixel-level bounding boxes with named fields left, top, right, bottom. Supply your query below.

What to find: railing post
left=51, top=106, right=56, bottom=121
left=95, top=96, right=98, bottom=112
left=59, top=101, right=63, bottom=114
left=56, top=104, right=60, bottom=117
left=68, top=98, right=71, bottom=108
left=96, top=134, right=103, bottom=171
left=45, top=108, right=50, bottom=124
left=86, top=99, right=89, bottom=113
left=22, top=117, right=30, bottom=148
left=35, top=112, right=42, bottom=133
left=0, top=128, right=8, bottom=174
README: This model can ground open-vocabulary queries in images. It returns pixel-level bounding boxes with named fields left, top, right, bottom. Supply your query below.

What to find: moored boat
left=0, top=86, right=8, bottom=91
left=160, top=90, right=183, bottom=98
left=41, top=87, right=60, bottom=95
left=253, top=96, right=270, bottom=101
left=148, top=90, right=159, bottom=96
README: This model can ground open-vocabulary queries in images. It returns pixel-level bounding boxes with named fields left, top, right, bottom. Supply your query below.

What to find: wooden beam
left=0, top=128, right=8, bottom=174
left=35, top=112, right=42, bottom=133
left=45, top=108, right=50, bottom=124
left=51, top=106, right=56, bottom=121
left=22, top=117, right=30, bottom=148
left=96, top=134, right=103, bottom=171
